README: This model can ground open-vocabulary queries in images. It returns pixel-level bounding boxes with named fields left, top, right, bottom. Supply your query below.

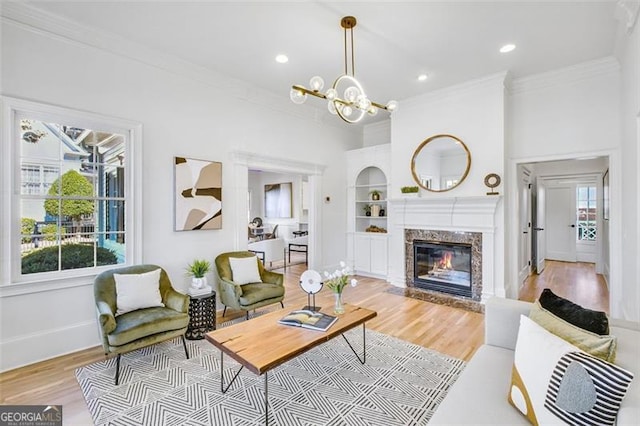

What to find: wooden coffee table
left=205, top=304, right=377, bottom=424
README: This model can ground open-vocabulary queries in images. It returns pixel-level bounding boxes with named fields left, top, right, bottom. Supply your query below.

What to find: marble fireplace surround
left=389, top=196, right=502, bottom=311
left=405, top=228, right=482, bottom=300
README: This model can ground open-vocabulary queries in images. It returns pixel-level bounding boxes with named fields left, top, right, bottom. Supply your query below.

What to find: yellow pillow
left=529, top=301, right=617, bottom=362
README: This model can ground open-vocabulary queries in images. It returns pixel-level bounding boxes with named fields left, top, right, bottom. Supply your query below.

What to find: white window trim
left=1, top=97, right=142, bottom=296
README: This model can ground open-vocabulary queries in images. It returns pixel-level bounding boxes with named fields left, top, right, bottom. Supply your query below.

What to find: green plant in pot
left=369, top=189, right=382, bottom=201
left=401, top=186, right=419, bottom=194
left=363, top=204, right=372, bottom=216
left=186, top=259, right=211, bottom=289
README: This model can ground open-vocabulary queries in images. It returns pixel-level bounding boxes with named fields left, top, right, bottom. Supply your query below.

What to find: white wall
left=615, top=7, right=639, bottom=321
left=389, top=73, right=506, bottom=295
left=391, top=73, right=506, bottom=198
left=0, top=18, right=359, bottom=370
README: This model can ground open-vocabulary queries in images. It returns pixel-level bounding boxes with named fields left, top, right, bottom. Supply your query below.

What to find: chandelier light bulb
left=327, top=101, right=338, bottom=115
left=342, top=106, right=353, bottom=117
left=367, top=106, right=378, bottom=116
left=344, top=86, right=360, bottom=103
left=289, top=88, right=307, bottom=105
left=325, top=88, right=337, bottom=100
left=386, top=100, right=399, bottom=112
left=356, top=95, right=371, bottom=110
left=309, top=76, right=324, bottom=92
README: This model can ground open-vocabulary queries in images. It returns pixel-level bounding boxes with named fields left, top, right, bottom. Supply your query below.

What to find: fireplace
left=404, top=229, right=483, bottom=310
left=413, top=241, right=472, bottom=298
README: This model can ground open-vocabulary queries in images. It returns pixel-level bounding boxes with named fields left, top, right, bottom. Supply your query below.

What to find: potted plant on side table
left=186, top=259, right=213, bottom=296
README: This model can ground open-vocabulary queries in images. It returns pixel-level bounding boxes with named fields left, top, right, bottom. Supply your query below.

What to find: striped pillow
left=545, top=351, right=634, bottom=425
left=508, top=316, right=634, bottom=425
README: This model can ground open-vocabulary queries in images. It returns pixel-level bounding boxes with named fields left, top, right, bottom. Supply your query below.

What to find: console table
left=186, top=292, right=216, bottom=340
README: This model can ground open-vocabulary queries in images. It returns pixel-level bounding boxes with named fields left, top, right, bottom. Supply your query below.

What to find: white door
left=535, top=182, right=547, bottom=273
left=518, top=168, right=532, bottom=283
left=546, top=186, right=577, bottom=262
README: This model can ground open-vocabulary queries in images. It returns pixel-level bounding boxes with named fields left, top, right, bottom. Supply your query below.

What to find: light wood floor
left=0, top=260, right=607, bottom=424
left=0, top=263, right=485, bottom=424
left=518, top=260, right=609, bottom=313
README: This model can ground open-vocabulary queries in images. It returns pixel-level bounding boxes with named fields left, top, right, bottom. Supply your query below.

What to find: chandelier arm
left=370, top=101, right=389, bottom=110
left=292, top=85, right=327, bottom=99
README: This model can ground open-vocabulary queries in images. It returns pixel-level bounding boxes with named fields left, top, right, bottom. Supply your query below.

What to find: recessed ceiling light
left=417, top=74, right=428, bottom=81
left=275, top=54, right=289, bottom=64
left=500, top=44, right=516, bottom=53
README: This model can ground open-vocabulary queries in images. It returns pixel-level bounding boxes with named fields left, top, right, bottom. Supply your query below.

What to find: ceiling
left=28, top=1, right=620, bottom=122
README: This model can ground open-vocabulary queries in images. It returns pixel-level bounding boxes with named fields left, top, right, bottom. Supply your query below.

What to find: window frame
left=1, top=97, right=142, bottom=292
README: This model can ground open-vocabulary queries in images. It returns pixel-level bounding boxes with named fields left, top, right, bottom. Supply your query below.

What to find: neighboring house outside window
left=1, top=98, right=142, bottom=286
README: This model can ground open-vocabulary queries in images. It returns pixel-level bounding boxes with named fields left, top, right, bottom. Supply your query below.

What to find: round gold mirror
left=410, top=134, right=471, bottom=192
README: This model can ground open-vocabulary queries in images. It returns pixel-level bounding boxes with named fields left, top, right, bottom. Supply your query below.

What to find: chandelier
left=289, top=16, right=398, bottom=124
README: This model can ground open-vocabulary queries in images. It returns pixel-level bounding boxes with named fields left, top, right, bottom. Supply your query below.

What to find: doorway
left=514, top=157, right=610, bottom=299
left=232, top=151, right=324, bottom=270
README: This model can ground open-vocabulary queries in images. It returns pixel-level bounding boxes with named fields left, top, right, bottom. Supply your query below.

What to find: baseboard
left=0, top=320, right=101, bottom=372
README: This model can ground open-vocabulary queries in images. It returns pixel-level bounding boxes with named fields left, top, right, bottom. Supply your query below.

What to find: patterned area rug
left=76, top=328, right=465, bottom=425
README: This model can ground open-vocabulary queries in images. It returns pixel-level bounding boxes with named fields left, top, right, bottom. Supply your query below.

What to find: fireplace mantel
left=388, top=196, right=502, bottom=232
left=387, top=195, right=503, bottom=302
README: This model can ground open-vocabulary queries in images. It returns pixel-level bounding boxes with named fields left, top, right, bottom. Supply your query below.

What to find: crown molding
left=231, top=150, right=327, bottom=175
left=0, top=2, right=353, bottom=130
left=400, top=72, right=508, bottom=110
left=616, top=1, right=640, bottom=34
left=508, top=57, right=620, bottom=96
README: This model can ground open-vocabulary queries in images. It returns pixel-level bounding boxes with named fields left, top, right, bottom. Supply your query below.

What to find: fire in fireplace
left=413, top=240, right=472, bottom=298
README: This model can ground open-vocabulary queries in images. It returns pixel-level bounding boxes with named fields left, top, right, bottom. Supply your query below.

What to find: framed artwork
left=174, top=157, right=222, bottom=231
left=603, top=168, right=609, bottom=221
left=264, top=182, right=293, bottom=218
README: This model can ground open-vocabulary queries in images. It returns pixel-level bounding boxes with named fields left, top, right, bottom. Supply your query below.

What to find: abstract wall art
left=174, top=157, right=222, bottom=231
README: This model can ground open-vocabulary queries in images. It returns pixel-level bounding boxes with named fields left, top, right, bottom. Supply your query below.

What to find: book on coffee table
left=278, top=310, right=337, bottom=332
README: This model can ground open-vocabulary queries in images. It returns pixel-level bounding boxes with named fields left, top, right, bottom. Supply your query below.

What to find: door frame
left=517, top=165, right=533, bottom=284
left=507, top=149, right=620, bottom=306
left=232, top=151, right=326, bottom=270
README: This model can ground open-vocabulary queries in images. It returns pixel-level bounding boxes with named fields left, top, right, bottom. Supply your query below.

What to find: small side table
left=186, top=291, right=216, bottom=340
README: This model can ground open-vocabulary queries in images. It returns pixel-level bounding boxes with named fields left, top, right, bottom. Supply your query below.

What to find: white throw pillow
left=229, top=256, right=262, bottom=285
left=508, top=315, right=633, bottom=425
left=114, top=268, right=165, bottom=315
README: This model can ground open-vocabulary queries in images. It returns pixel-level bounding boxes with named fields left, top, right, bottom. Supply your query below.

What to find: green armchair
left=94, top=264, right=190, bottom=385
left=215, top=251, right=285, bottom=320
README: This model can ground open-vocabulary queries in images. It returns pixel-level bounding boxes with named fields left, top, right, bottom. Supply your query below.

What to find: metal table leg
left=220, top=350, right=270, bottom=424
left=341, top=323, right=366, bottom=364
left=220, top=350, right=244, bottom=394
left=264, top=371, right=269, bottom=425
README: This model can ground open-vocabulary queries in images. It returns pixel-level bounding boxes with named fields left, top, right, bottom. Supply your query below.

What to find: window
left=19, top=119, right=127, bottom=274
left=2, top=97, right=141, bottom=285
left=576, top=185, right=597, bottom=241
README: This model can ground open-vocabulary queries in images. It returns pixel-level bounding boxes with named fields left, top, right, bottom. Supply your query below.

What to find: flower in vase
left=323, top=261, right=358, bottom=294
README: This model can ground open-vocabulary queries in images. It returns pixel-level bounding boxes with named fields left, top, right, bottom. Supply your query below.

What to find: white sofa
left=247, top=238, right=284, bottom=268
left=430, top=297, right=640, bottom=425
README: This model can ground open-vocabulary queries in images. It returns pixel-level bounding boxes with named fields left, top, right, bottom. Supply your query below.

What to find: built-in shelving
left=355, top=166, right=388, bottom=233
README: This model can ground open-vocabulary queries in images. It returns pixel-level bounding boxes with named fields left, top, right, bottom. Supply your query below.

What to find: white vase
left=191, top=277, right=207, bottom=289
left=371, top=204, right=381, bottom=216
